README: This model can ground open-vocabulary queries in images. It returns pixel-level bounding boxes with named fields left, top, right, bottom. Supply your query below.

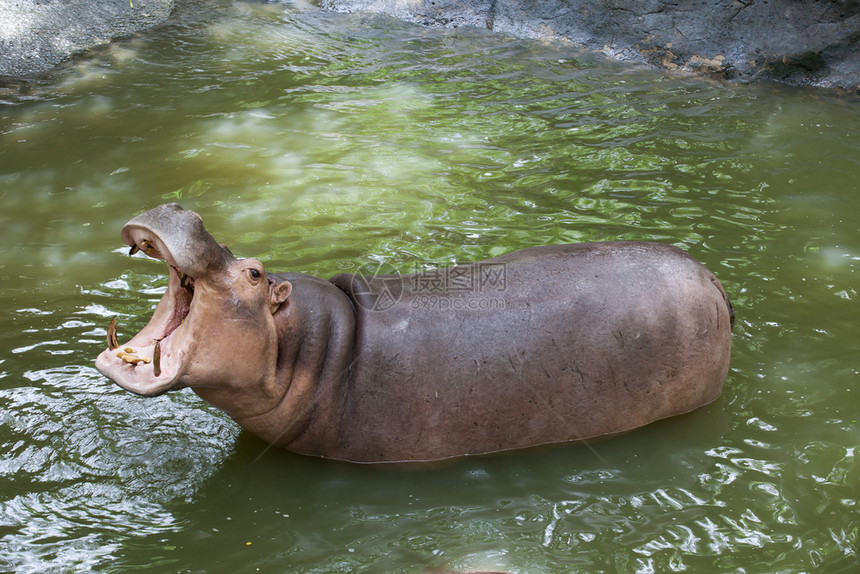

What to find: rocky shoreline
left=2, top=0, right=858, bottom=91
left=0, top=0, right=173, bottom=77
left=321, top=0, right=860, bottom=92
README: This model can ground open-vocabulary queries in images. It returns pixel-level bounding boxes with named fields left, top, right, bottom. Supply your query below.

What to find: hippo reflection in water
left=95, top=204, right=733, bottom=463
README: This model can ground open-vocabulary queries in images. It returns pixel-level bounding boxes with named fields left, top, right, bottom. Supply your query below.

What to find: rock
left=0, top=0, right=174, bottom=77
left=4, top=0, right=856, bottom=89
left=319, top=0, right=860, bottom=91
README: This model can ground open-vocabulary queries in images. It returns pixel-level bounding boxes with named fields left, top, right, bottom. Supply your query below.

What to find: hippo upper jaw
left=119, top=203, right=233, bottom=280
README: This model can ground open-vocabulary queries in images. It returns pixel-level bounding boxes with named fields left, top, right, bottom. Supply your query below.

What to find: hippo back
left=324, top=242, right=732, bottom=463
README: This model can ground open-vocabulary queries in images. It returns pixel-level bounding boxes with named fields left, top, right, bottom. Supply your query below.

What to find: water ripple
left=1, top=0, right=859, bottom=572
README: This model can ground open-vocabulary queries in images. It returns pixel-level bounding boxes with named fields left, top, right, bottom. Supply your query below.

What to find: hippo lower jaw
left=95, top=228, right=196, bottom=397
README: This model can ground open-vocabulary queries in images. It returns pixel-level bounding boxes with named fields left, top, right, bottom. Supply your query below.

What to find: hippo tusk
left=140, top=240, right=162, bottom=259
left=107, top=317, right=119, bottom=350
left=129, top=244, right=139, bottom=256
left=153, top=339, right=161, bottom=377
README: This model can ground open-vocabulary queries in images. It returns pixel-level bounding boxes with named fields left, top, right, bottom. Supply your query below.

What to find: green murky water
left=1, top=1, right=858, bottom=572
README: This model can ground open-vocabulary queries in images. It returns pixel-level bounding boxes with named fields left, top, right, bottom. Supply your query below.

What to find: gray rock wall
left=319, top=0, right=860, bottom=91
left=2, top=0, right=858, bottom=90
left=0, top=0, right=173, bottom=77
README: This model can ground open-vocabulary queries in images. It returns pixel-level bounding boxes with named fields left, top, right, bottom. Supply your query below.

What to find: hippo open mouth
left=95, top=203, right=233, bottom=397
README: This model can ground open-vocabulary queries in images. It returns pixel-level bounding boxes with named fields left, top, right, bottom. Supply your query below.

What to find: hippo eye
left=249, top=268, right=261, bottom=280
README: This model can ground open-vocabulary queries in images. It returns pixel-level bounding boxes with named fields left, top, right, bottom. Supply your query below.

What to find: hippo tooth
left=152, top=339, right=161, bottom=377
left=180, top=272, right=193, bottom=290
left=141, top=240, right=162, bottom=259
left=129, top=244, right=139, bottom=256
left=107, top=317, right=119, bottom=350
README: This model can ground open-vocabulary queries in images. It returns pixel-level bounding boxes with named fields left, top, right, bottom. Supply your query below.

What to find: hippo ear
left=269, top=279, right=292, bottom=313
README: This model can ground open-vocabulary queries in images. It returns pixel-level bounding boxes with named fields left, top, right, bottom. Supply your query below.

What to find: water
left=1, top=0, right=858, bottom=572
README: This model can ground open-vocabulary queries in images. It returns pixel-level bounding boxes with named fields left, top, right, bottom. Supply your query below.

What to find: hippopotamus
left=95, top=203, right=734, bottom=463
